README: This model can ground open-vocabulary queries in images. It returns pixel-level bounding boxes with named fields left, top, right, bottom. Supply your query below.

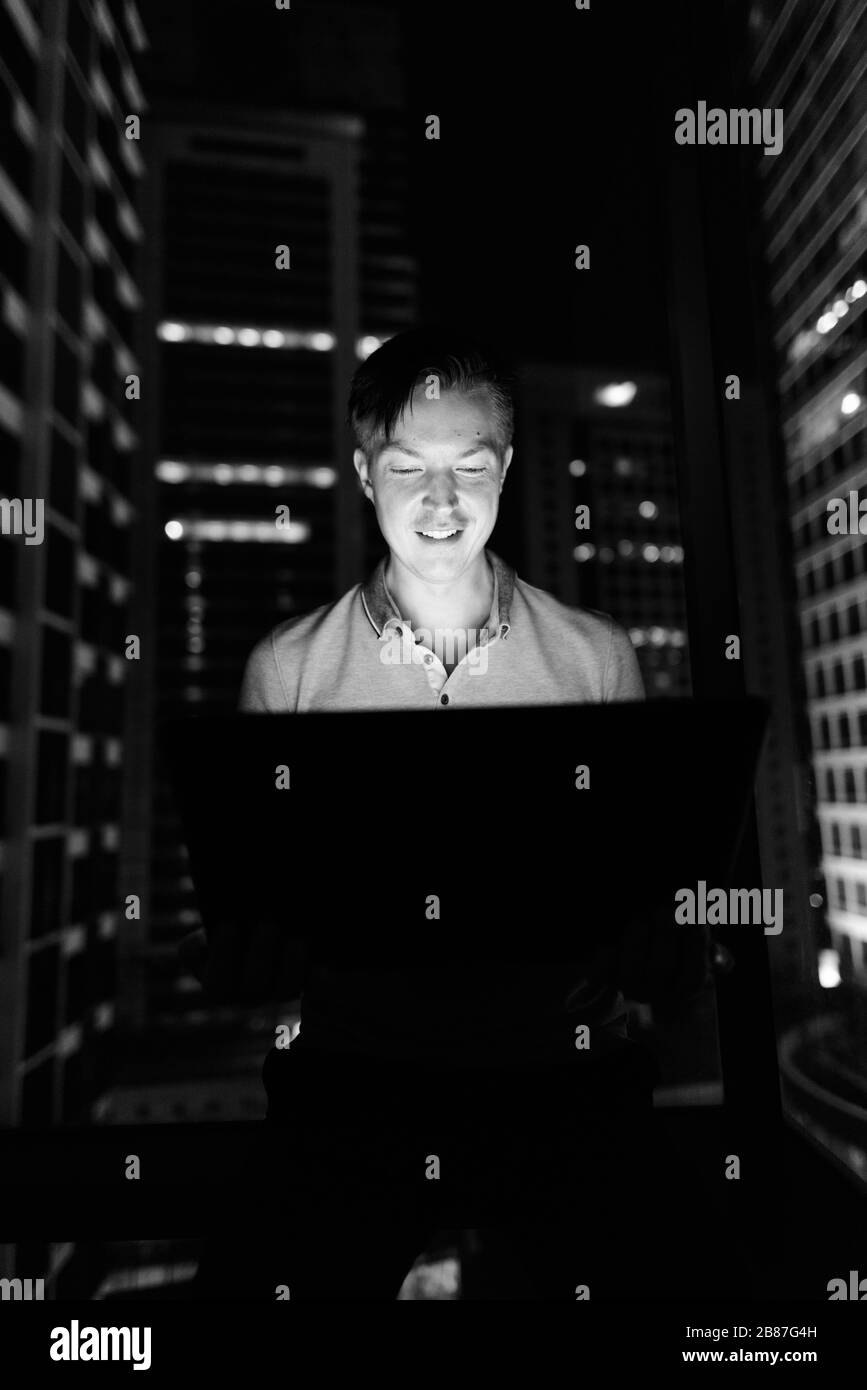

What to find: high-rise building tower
left=515, top=364, right=692, bottom=698
left=746, top=0, right=867, bottom=1001
left=0, top=0, right=147, bottom=1126
left=0, top=0, right=148, bottom=1296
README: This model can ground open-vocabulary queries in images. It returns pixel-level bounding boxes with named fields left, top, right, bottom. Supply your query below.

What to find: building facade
left=0, top=0, right=148, bottom=1294
left=747, top=0, right=867, bottom=998
left=515, top=363, right=692, bottom=698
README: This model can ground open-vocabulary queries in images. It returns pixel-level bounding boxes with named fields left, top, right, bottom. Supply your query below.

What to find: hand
left=176, top=920, right=306, bottom=1006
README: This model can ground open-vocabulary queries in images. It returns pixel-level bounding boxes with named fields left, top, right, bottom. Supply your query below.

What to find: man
left=186, top=327, right=711, bottom=1299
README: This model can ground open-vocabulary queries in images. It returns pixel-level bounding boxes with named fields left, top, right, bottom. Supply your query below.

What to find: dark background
left=4, top=0, right=867, bottom=1309
left=140, top=0, right=682, bottom=369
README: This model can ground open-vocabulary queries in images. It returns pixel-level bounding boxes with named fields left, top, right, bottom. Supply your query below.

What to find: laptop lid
left=159, top=697, right=769, bottom=971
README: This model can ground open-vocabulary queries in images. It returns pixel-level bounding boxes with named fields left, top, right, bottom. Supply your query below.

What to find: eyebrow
left=382, top=438, right=498, bottom=459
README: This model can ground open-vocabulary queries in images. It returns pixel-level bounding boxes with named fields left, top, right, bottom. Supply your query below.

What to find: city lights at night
left=0, top=0, right=864, bottom=1346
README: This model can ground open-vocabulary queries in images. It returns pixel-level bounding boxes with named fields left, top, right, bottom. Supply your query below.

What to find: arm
left=238, top=630, right=291, bottom=712
left=603, top=617, right=646, bottom=702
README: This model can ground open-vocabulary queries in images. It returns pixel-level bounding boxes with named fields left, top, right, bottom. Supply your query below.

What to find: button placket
left=408, top=636, right=446, bottom=696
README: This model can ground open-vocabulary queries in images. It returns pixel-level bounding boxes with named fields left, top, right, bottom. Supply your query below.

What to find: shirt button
left=440, top=694, right=449, bottom=705
left=424, top=654, right=433, bottom=664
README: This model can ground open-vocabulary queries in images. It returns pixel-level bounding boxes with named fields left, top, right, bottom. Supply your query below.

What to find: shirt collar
left=361, top=548, right=514, bottom=642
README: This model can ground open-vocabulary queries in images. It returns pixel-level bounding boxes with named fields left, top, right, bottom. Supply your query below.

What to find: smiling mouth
left=416, top=528, right=464, bottom=541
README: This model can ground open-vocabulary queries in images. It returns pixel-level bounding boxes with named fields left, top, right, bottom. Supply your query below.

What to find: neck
left=385, top=551, right=494, bottom=634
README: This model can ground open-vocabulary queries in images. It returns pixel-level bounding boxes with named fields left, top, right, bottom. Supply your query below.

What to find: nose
left=422, top=474, right=460, bottom=511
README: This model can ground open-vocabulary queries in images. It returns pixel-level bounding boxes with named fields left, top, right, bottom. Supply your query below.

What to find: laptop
left=159, top=697, right=770, bottom=972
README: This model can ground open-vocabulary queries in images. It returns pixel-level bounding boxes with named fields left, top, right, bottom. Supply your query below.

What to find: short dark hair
left=347, top=326, right=515, bottom=461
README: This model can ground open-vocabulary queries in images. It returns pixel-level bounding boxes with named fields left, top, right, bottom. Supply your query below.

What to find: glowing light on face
left=362, top=388, right=510, bottom=583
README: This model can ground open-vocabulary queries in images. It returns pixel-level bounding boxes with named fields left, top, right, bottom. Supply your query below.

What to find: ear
left=499, top=444, right=514, bottom=490
left=353, top=448, right=374, bottom=499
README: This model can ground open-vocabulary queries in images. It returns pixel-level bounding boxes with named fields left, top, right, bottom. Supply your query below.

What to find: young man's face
left=353, top=385, right=513, bottom=583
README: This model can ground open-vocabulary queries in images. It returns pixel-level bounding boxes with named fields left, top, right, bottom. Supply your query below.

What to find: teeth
left=421, top=529, right=458, bottom=538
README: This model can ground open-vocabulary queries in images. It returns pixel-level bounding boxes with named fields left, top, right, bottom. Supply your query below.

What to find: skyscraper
left=0, top=0, right=148, bottom=1123
left=746, top=0, right=867, bottom=1002
left=515, top=363, right=692, bottom=698
left=0, top=0, right=148, bottom=1295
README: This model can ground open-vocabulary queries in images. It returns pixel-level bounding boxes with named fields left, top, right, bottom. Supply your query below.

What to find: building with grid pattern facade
left=0, top=0, right=147, bottom=1131
left=515, top=364, right=691, bottom=698
left=0, top=0, right=147, bottom=1297
left=748, top=0, right=867, bottom=993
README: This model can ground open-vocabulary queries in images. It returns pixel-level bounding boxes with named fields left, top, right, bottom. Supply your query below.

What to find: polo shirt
left=239, top=547, right=645, bottom=713
left=239, top=548, right=646, bottom=1067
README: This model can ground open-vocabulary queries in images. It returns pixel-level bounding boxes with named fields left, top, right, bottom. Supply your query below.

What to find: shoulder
left=270, top=584, right=360, bottom=652
left=511, top=574, right=643, bottom=699
left=239, top=584, right=362, bottom=710
left=512, top=573, right=617, bottom=650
